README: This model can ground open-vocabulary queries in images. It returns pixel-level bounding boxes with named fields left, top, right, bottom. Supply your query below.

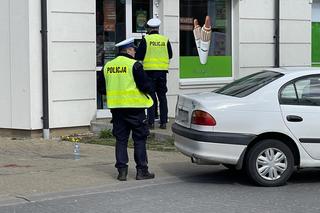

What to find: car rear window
left=215, top=71, right=284, bottom=97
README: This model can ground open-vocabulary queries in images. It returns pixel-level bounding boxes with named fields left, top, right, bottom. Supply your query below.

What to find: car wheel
left=245, top=139, right=294, bottom=187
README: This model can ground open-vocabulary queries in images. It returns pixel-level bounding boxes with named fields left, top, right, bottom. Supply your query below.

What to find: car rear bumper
left=172, top=123, right=256, bottom=165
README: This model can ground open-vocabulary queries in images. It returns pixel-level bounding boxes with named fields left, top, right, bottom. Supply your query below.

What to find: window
left=312, top=1, right=320, bottom=67
left=96, top=0, right=126, bottom=109
left=179, top=0, right=232, bottom=79
left=132, top=0, right=152, bottom=33
left=279, top=75, right=320, bottom=106
left=280, top=84, right=299, bottom=105
left=96, top=0, right=126, bottom=67
left=215, top=71, right=284, bottom=97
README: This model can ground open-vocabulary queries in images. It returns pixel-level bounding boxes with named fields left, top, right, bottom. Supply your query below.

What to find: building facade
left=0, top=0, right=318, bottom=133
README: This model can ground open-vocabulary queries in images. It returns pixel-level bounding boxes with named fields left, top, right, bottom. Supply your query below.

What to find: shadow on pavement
left=288, top=168, right=320, bottom=184
left=159, top=162, right=252, bottom=186
left=160, top=162, right=320, bottom=186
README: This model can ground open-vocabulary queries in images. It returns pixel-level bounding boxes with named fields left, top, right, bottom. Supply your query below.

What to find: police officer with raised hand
left=136, top=18, right=173, bottom=130
left=101, top=38, right=155, bottom=181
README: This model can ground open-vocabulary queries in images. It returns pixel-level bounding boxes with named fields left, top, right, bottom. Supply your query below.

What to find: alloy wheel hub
left=256, top=148, right=287, bottom=181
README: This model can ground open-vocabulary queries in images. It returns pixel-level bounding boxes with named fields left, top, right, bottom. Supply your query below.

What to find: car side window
left=300, top=77, right=320, bottom=106
left=280, top=75, right=320, bottom=106
left=280, top=84, right=298, bottom=105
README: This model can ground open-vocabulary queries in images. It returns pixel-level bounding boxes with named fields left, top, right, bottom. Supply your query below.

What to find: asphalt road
left=1, top=166, right=320, bottom=213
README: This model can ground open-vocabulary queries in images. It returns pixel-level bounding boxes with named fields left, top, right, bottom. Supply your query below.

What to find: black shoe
left=136, top=169, right=155, bottom=180
left=117, top=168, right=128, bottom=181
left=148, top=123, right=154, bottom=130
left=159, top=123, right=166, bottom=129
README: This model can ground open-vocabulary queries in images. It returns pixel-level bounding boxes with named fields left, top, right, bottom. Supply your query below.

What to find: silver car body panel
left=174, top=134, right=246, bottom=165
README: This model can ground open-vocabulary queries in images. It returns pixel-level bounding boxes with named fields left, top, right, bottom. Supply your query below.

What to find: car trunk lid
left=175, top=92, right=237, bottom=128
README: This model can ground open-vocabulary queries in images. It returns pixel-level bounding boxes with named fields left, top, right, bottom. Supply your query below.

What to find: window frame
left=126, top=0, right=154, bottom=40
left=178, top=0, right=234, bottom=82
left=279, top=74, right=320, bottom=107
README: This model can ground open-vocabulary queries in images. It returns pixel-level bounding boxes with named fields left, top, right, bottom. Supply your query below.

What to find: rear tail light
left=191, top=110, right=216, bottom=126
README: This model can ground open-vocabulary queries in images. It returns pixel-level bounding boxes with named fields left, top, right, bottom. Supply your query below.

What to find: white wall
left=238, top=0, right=312, bottom=77
left=48, top=0, right=96, bottom=128
left=280, top=0, right=311, bottom=67
left=238, top=0, right=276, bottom=77
left=29, top=0, right=43, bottom=130
left=162, top=0, right=180, bottom=117
left=0, top=0, right=12, bottom=128
left=0, top=0, right=32, bottom=129
left=0, top=0, right=96, bottom=130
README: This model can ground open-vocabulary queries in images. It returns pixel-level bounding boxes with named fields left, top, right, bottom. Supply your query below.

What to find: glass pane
left=96, top=0, right=126, bottom=67
left=180, top=0, right=231, bottom=56
left=295, top=79, right=310, bottom=99
left=132, top=0, right=152, bottom=33
left=281, top=84, right=296, bottom=99
left=179, top=0, right=232, bottom=78
left=280, top=84, right=299, bottom=105
left=297, top=76, right=320, bottom=106
left=96, top=0, right=126, bottom=109
left=215, top=71, right=284, bottom=97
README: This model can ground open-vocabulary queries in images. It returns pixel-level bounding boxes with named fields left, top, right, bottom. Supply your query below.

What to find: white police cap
left=147, top=18, right=161, bottom=28
left=115, top=37, right=136, bottom=49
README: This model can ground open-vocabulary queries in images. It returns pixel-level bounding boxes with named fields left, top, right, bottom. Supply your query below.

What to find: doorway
left=96, top=0, right=154, bottom=118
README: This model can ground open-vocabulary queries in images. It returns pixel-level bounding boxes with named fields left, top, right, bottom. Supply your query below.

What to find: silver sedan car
left=172, top=68, right=320, bottom=186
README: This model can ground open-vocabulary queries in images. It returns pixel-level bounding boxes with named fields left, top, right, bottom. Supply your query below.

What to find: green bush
left=99, top=129, right=113, bottom=139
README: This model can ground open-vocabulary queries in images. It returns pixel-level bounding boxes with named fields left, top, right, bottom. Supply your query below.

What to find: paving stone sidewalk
left=0, top=136, right=189, bottom=202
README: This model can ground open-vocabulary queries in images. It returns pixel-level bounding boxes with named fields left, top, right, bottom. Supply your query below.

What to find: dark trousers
left=146, top=71, right=168, bottom=125
left=111, top=109, right=149, bottom=170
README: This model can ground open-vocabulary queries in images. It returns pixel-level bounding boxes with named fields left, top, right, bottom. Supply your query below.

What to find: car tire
left=245, top=139, right=294, bottom=187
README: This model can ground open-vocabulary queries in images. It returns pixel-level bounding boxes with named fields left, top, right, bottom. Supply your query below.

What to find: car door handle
left=286, top=115, right=303, bottom=122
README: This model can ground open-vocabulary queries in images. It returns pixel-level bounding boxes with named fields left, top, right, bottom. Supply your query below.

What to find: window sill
left=179, top=77, right=233, bottom=89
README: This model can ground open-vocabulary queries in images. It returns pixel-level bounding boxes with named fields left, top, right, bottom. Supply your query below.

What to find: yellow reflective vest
left=144, top=34, right=169, bottom=71
left=104, top=56, right=153, bottom=108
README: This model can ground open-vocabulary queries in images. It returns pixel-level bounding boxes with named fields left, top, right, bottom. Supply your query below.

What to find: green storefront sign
left=180, top=56, right=232, bottom=78
left=312, top=22, right=320, bottom=67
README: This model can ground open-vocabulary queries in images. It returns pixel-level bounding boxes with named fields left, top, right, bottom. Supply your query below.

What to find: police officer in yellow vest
left=136, top=18, right=173, bottom=130
left=101, top=38, right=155, bottom=181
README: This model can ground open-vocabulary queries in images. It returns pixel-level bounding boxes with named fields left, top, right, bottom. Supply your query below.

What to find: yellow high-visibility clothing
left=144, top=34, right=169, bottom=70
left=104, top=56, right=153, bottom=108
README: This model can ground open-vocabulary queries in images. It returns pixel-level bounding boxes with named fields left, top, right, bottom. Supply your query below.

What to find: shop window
left=180, top=0, right=232, bottom=79
left=132, top=0, right=152, bottom=33
left=96, top=0, right=126, bottom=109
left=312, top=0, right=320, bottom=67
left=96, top=0, right=126, bottom=67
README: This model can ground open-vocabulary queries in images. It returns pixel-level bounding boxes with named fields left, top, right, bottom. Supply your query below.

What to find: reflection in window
left=96, top=0, right=126, bottom=67
left=179, top=0, right=232, bottom=79
left=132, top=0, right=152, bottom=33
left=280, top=76, right=320, bottom=106
left=215, top=71, right=283, bottom=97
left=96, top=0, right=126, bottom=109
left=180, top=0, right=231, bottom=56
left=280, top=84, right=299, bottom=105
